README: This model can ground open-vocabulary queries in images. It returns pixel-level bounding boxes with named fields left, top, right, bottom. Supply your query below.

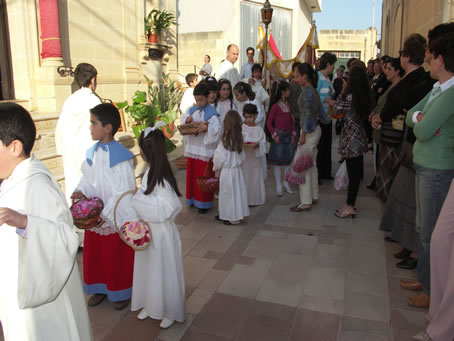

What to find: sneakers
left=114, top=299, right=130, bottom=310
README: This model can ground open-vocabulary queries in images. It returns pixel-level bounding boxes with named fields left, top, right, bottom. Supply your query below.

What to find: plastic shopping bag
left=293, top=144, right=313, bottom=173
left=334, top=160, right=349, bottom=191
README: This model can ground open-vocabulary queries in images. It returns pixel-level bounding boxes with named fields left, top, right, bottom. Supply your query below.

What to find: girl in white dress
left=233, top=82, right=265, bottom=128
left=215, top=78, right=237, bottom=127
left=242, top=103, right=267, bottom=206
left=131, top=126, right=185, bottom=329
left=213, top=110, right=250, bottom=225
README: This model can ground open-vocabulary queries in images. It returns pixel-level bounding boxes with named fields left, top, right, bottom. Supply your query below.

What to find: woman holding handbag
left=333, top=64, right=373, bottom=218
left=290, top=63, right=330, bottom=212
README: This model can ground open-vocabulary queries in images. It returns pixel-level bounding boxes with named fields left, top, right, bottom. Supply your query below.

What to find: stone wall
left=318, top=28, right=378, bottom=62
left=380, top=0, right=448, bottom=57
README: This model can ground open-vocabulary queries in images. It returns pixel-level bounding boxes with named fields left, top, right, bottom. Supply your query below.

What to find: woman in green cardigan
left=403, top=32, right=454, bottom=311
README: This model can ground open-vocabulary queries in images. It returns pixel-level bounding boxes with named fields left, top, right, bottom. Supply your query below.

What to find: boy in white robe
left=55, top=63, right=101, bottom=245
left=0, top=103, right=92, bottom=341
left=73, top=103, right=136, bottom=310
left=180, top=83, right=221, bottom=214
left=55, top=63, right=101, bottom=204
left=180, top=73, right=198, bottom=115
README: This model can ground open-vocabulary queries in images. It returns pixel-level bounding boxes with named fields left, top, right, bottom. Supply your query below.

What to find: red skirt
left=186, top=157, right=214, bottom=209
left=83, top=230, right=134, bottom=301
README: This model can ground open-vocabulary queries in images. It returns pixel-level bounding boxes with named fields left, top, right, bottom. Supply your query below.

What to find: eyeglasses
left=399, top=50, right=406, bottom=57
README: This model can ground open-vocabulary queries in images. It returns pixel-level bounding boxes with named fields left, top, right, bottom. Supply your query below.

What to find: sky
left=313, top=0, right=383, bottom=34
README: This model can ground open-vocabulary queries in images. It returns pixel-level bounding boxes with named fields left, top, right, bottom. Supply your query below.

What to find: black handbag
left=380, top=121, right=403, bottom=146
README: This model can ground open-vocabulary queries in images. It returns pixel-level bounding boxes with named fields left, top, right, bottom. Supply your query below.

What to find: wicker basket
left=197, top=160, right=219, bottom=192
left=73, top=215, right=103, bottom=230
left=243, top=142, right=257, bottom=150
left=177, top=122, right=202, bottom=135
left=70, top=197, right=104, bottom=230
left=114, top=190, right=151, bottom=251
left=175, top=156, right=187, bottom=170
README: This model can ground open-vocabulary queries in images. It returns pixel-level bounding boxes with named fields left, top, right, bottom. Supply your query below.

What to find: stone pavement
left=0, top=140, right=429, bottom=341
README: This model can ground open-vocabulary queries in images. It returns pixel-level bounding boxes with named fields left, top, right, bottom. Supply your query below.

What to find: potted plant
left=144, top=8, right=177, bottom=43
left=145, top=73, right=184, bottom=139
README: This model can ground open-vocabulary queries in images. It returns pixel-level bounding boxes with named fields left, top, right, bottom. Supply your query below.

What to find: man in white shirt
left=216, top=44, right=241, bottom=88
left=240, top=47, right=255, bottom=80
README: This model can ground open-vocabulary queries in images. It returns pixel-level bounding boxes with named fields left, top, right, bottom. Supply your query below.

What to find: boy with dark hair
left=180, top=73, right=199, bottom=114
left=74, top=63, right=98, bottom=87
left=180, top=83, right=221, bottom=213
left=0, top=103, right=92, bottom=340
left=73, top=103, right=136, bottom=310
left=55, top=62, right=102, bottom=208
left=250, top=63, right=270, bottom=117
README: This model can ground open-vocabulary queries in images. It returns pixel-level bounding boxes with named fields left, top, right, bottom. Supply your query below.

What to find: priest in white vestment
left=216, top=44, right=241, bottom=88
left=0, top=102, right=92, bottom=341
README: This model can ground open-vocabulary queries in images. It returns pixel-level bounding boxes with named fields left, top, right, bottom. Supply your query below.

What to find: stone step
left=32, top=113, right=60, bottom=131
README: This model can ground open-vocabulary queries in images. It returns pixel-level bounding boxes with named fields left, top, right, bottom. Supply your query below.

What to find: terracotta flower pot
left=162, top=122, right=175, bottom=139
left=148, top=33, right=158, bottom=43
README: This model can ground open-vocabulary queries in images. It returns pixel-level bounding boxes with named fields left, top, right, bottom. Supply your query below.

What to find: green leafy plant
left=117, top=73, right=183, bottom=154
left=144, top=9, right=177, bottom=37
left=145, top=73, right=183, bottom=133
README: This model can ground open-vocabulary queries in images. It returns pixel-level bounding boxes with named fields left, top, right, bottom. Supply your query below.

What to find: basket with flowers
left=114, top=190, right=151, bottom=251
left=70, top=196, right=104, bottom=229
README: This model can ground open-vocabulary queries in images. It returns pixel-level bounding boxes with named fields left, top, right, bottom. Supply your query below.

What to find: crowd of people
left=0, top=22, right=453, bottom=341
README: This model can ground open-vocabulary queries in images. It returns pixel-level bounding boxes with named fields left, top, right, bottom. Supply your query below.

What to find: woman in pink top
left=266, top=80, right=296, bottom=196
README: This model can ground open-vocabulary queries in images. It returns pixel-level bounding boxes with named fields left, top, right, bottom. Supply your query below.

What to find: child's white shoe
left=160, top=317, right=175, bottom=329
left=284, top=182, right=293, bottom=194
left=137, top=308, right=149, bottom=320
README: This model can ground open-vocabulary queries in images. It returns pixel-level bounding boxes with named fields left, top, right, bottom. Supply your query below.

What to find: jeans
left=345, top=156, right=363, bottom=206
left=414, top=165, right=454, bottom=295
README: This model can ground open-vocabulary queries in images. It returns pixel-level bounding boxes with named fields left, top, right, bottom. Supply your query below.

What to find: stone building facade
left=380, top=0, right=454, bottom=57
left=316, top=28, right=378, bottom=66
left=0, top=0, right=178, bottom=189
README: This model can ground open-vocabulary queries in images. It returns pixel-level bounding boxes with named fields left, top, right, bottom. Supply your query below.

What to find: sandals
left=290, top=204, right=312, bottom=212
left=334, top=206, right=356, bottom=219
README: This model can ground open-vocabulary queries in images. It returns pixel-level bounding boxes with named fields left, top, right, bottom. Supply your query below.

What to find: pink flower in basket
left=123, top=221, right=146, bottom=241
left=71, top=197, right=104, bottom=219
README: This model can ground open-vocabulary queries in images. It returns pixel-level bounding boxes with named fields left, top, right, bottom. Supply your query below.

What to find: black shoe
left=384, top=236, right=399, bottom=243
left=394, top=248, right=412, bottom=259
left=198, top=208, right=208, bottom=214
left=396, top=258, right=417, bottom=270
left=367, top=177, right=376, bottom=190
left=215, top=215, right=220, bottom=221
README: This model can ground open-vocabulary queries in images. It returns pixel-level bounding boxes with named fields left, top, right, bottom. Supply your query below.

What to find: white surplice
left=215, top=99, right=238, bottom=127
left=242, top=125, right=267, bottom=205
left=251, top=81, right=270, bottom=113
left=76, top=146, right=136, bottom=233
left=179, top=88, right=195, bottom=116
left=55, top=87, right=101, bottom=203
left=180, top=106, right=221, bottom=161
left=0, top=156, right=92, bottom=341
left=235, top=98, right=266, bottom=128
left=216, top=60, right=241, bottom=88
left=213, top=144, right=250, bottom=221
left=131, top=171, right=185, bottom=322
